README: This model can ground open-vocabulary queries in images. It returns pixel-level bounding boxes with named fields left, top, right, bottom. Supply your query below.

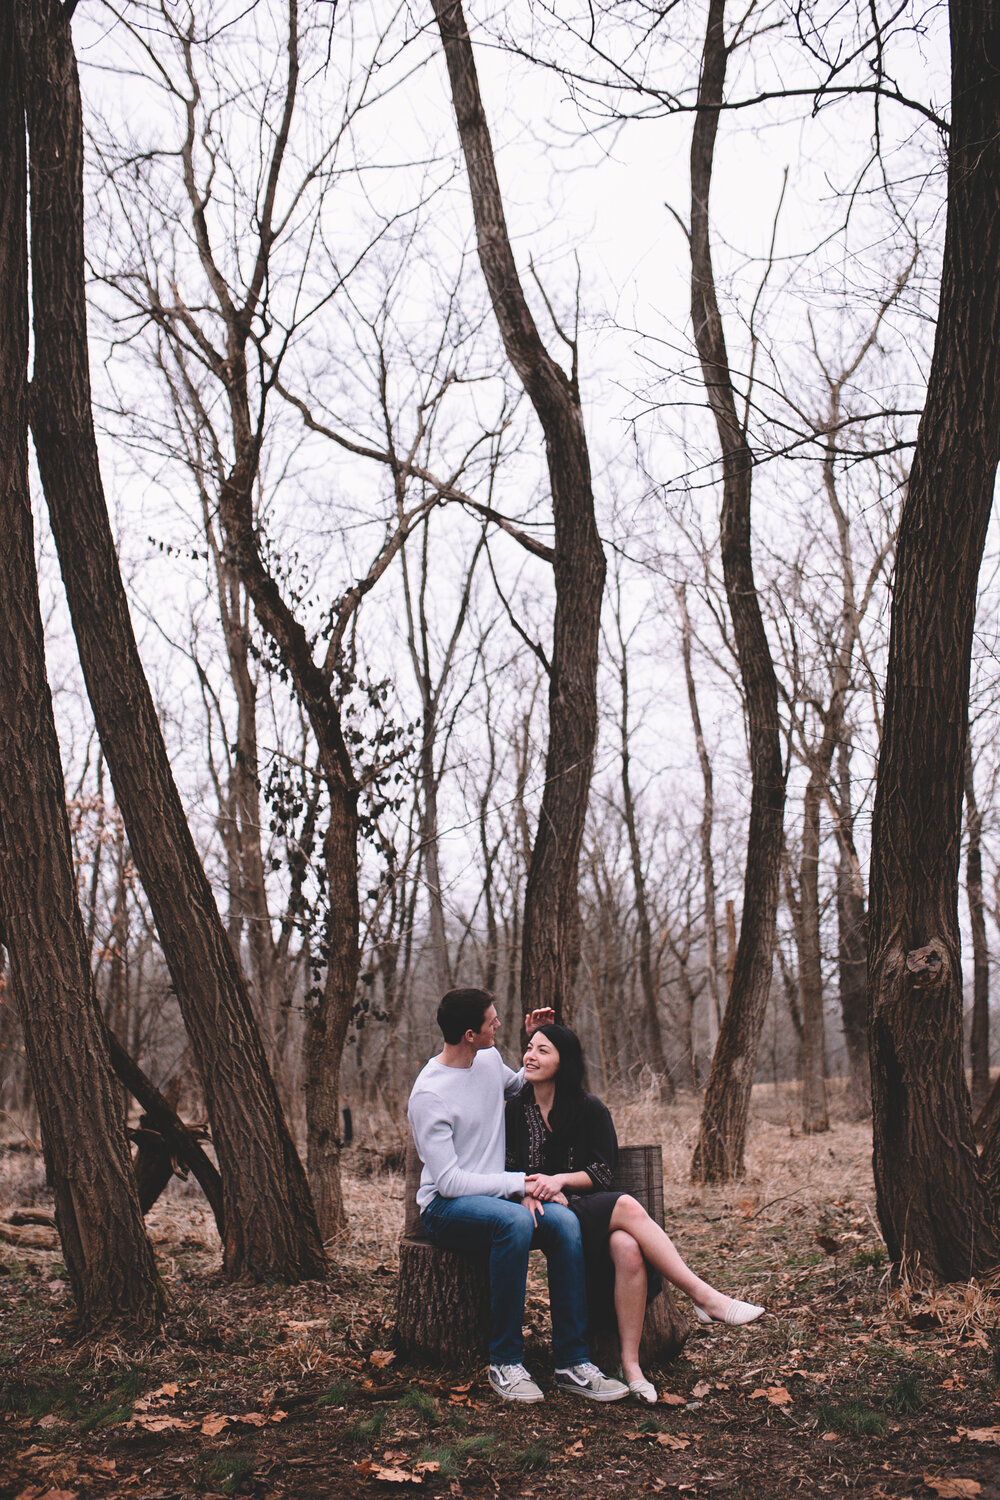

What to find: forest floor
left=3, top=1081, right=1000, bottom=1500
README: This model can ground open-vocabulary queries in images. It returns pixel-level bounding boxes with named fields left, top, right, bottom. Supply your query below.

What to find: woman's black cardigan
left=505, top=1087, right=618, bottom=1187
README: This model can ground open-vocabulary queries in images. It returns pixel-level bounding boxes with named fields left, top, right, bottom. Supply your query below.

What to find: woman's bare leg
left=610, top=1229, right=647, bottom=1386
left=607, top=1196, right=730, bottom=1316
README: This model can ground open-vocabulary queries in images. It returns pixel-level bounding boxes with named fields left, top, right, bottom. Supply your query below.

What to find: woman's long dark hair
left=531, top=1023, right=588, bottom=1148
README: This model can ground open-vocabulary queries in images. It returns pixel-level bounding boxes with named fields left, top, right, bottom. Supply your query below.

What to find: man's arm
left=408, top=1092, right=526, bottom=1200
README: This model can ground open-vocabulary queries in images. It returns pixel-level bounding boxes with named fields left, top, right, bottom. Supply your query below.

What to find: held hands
left=524, top=1172, right=565, bottom=1202
left=524, top=1007, right=556, bottom=1036
left=522, top=1193, right=545, bottom=1227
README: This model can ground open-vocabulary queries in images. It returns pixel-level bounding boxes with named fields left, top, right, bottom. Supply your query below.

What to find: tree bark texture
left=0, top=23, right=160, bottom=1330
left=866, top=0, right=1000, bottom=1280
left=835, top=742, right=871, bottom=1118
left=617, top=627, right=671, bottom=1092
left=431, top=0, right=606, bottom=1024
left=688, top=0, right=786, bottom=1182
left=18, top=0, right=325, bottom=1282
left=796, top=777, right=830, bottom=1133
left=964, top=743, right=990, bottom=1113
left=678, top=587, right=722, bottom=1035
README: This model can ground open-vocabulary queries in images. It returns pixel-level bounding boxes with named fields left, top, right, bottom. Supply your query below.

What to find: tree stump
left=395, top=1141, right=490, bottom=1362
left=394, top=1140, right=690, bottom=1365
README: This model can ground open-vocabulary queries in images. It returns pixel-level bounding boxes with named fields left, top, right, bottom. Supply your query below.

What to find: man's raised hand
left=524, top=1007, right=556, bottom=1035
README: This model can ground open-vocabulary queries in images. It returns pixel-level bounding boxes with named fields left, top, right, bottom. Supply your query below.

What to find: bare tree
left=964, top=739, right=990, bottom=1113
left=866, top=0, right=1000, bottom=1279
left=431, top=0, right=607, bottom=1024
left=688, top=0, right=787, bottom=1183
left=0, top=12, right=160, bottom=1328
left=19, top=0, right=325, bottom=1280
left=677, top=584, right=722, bottom=1042
left=608, top=577, right=671, bottom=1091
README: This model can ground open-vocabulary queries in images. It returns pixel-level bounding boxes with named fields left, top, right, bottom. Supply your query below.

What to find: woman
left=506, top=1024, right=764, bottom=1403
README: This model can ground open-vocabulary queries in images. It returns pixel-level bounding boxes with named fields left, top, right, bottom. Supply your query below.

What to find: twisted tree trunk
left=19, top=0, right=325, bottom=1281
left=0, top=17, right=160, bottom=1329
left=688, top=0, right=786, bottom=1182
left=431, top=0, right=606, bottom=1024
left=867, top=0, right=1000, bottom=1279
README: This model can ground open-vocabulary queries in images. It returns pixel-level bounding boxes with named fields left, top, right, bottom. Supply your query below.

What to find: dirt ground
left=3, top=1082, right=1000, bottom=1499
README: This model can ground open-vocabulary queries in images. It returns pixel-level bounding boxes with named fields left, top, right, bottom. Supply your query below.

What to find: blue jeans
left=421, top=1194, right=590, bottom=1367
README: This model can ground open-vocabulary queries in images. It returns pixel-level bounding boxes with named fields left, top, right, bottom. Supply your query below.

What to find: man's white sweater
left=408, top=1047, right=526, bottom=1211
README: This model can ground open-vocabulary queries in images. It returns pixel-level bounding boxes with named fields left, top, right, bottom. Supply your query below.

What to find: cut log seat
left=394, top=1139, right=690, bottom=1366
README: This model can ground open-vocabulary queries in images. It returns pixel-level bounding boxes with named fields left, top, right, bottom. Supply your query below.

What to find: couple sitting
left=408, top=987, right=763, bottom=1404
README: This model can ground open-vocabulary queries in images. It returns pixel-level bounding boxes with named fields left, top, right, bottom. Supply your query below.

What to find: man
left=408, top=986, right=628, bottom=1404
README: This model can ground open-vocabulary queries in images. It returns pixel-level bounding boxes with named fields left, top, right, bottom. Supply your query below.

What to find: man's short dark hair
left=437, top=987, right=495, bottom=1044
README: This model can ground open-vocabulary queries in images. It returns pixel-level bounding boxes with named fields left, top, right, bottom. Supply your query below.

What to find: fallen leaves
left=655, top=1433, right=691, bottom=1451
left=14, top=1489, right=78, bottom=1500
left=370, top=1350, right=396, bottom=1368
left=627, top=1429, right=696, bottom=1450
left=953, top=1427, right=1000, bottom=1444
left=748, top=1386, right=792, bottom=1407
left=198, top=1409, right=288, bottom=1435
left=130, top=1413, right=194, bottom=1433
left=353, top=1458, right=440, bottom=1485
left=923, top=1476, right=982, bottom=1498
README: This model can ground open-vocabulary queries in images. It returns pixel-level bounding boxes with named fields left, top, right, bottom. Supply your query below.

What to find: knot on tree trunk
left=905, top=943, right=944, bottom=988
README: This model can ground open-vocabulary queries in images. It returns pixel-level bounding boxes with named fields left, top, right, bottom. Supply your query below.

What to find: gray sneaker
left=554, top=1361, right=629, bottom=1401
left=488, top=1363, right=544, bottom=1402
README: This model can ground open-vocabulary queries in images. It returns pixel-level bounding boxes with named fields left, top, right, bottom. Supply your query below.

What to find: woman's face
left=523, top=1032, right=560, bottom=1084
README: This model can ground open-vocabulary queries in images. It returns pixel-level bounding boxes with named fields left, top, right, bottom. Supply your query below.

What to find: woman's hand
left=524, top=1007, right=555, bottom=1036
left=524, top=1172, right=565, bottom=1202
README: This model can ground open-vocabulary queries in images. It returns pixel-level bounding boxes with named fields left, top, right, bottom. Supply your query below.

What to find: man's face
left=469, top=1004, right=500, bottom=1050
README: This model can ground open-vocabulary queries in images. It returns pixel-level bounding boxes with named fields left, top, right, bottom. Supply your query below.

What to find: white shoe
left=488, top=1363, right=544, bottom=1402
left=555, top=1361, right=629, bottom=1401
left=693, top=1297, right=764, bottom=1326
left=627, top=1376, right=659, bottom=1403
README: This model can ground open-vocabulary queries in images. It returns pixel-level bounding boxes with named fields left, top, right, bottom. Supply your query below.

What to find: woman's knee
left=615, top=1195, right=650, bottom=1227
left=610, top=1228, right=644, bottom=1273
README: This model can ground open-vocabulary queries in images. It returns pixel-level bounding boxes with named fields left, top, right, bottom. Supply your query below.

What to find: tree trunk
left=303, top=777, right=359, bottom=1239
left=678, top=587, right=722, bottom=1033
left=689, top=0, right=786, bottom=1182
left=431, top=0, right=606, bottom=1025
left=0, top=26, right=160, bottom=1329
left=616, top=609, right=671, bottom=1093
left=101, top=1026, right=225, bottom=1234
left=835, top=742, right=870, bottom=1118
left=797, top=776, right=830, bottom=1133
left=867, top=0, right=1000, bottom=1280
left=964, top=741, right=990, bottom=1113
left=19, top=0, right=325, bottom=1282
